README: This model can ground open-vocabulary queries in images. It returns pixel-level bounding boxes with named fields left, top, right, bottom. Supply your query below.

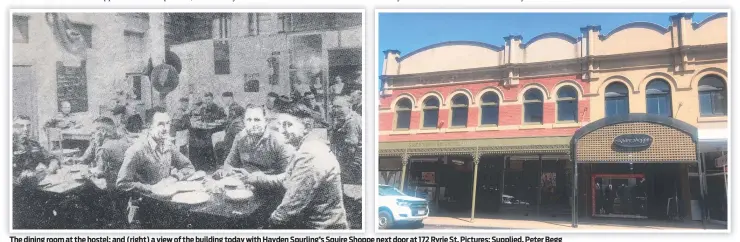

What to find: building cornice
left=383, top=43, right=726, bottom=88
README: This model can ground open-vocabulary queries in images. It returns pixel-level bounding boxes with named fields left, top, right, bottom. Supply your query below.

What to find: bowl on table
left=218, top=177, right=244, bottom=190
left=224, top=188, right=254, bottom=203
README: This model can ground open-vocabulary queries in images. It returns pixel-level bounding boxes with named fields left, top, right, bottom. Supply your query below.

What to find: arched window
left=480, top=92, right=499, bottom=125
left=557, top=86, right=578, bottom=122
left=395, top=98, right=412, bottom=130
left=698, top=75, right=727, bottom=116
left=422, top=96, right=440, bottom=128
left=645, top=79, right=672, bottom=117
left=450, top=94, right=469, bottom=127
left=523, top=89, right=544, bottom=124
left=605, top=82, right=630, bottom=117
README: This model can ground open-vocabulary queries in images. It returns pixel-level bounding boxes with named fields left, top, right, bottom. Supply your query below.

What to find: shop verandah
left=378, top=136, right=575, bottom=221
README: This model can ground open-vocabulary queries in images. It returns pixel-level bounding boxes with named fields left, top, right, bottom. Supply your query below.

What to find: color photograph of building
left=377, top=12, right=727, bottom=229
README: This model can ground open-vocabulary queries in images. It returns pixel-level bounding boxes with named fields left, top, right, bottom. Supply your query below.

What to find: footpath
left=423, top=214, right=727, bottom=230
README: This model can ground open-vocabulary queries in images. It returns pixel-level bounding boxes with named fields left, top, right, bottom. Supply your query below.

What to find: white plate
left=151, top=185, right=178, bottom=198
left=175, top=181, right=204, bottom=192
left=171, top=191, right=210, bottom=205
left=38, top=177, right=54, bottom=187
left=224, top=189, right=254, bottom=202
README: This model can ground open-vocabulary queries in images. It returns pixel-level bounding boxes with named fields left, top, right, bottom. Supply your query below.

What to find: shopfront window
left=605, top=82, right=630, bottom=118
left=480, top=92, right=499, bottom=125
left=646, top=79, right=673, bottom=117
left=395, top=98, right=412, bottom=130
left=422, top=96, right=440, bottom=128
left=523, top=89, right=543, bottom=124
left=556, top=86, right=578, bottom=122
left=450, top=94, right=469, bottom=127
left=698, top=75, right=727, bottom=116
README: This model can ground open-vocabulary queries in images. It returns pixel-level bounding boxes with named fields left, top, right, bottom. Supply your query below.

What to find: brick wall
left=379, top=74, right=590, bottom=141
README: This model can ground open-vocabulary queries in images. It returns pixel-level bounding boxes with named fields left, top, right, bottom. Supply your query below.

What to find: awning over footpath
left=378, top=136, right=571, bottom=156
left=698, top=128, right=728, bottom=152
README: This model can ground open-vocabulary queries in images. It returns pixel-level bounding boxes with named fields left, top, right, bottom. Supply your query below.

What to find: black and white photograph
left=11, top=11, right=364, bottom=230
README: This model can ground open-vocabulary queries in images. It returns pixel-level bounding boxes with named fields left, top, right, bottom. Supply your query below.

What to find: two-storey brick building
left=378, top=13, right=727, bottom=224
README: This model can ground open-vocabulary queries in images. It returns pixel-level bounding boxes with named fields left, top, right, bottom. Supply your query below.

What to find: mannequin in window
left=632, top=178, right=647, bottom=216
left=605, top=184, right=615, bottom=214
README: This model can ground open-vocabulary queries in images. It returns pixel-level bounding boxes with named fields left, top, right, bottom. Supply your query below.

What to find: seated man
left=12, top=115, right=61, bottom=228
left=51, top=100, right=77, bottom=129
left=263, top=112, right=349, bottom=229
left=116, top=107, right=195, bottom=193
left=13, top=115, right=61, bottom=186
left=198, top=92, right=226, bottom=123
left=330, top=97, right=362, bottom=185
left=77, top=116, right=134, bottom=228
left=91, top=117, right=133, bottom=190
left=69, top=116, right=119, bottom=165
left=220, top=105, right=294, bottom=179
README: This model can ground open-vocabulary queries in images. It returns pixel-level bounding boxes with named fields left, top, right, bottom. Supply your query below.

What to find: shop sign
left=613, top=134, right=653, bottom=148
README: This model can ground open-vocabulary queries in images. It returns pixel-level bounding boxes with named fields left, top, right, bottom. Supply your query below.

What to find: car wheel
left=378, top=210, right=394, bottom=229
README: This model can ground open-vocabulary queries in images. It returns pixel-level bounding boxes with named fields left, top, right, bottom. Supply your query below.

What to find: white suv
left=377, top=184, right=429, bottom=229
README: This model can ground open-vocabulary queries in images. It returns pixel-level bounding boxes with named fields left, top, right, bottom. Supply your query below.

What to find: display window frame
left=591, top=173, right=646, bottom=218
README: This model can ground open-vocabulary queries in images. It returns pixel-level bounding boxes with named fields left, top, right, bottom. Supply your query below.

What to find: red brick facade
left=379, top=75, right=590, bottom=142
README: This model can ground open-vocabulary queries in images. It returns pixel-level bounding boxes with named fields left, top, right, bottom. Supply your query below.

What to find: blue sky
left=377, top=12, right=719, bottom=89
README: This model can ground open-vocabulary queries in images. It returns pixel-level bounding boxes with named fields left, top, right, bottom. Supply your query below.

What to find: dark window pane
left=605, top=97, right=629, bottom=118
left=13, top=15, right=29, bottom=43
left=557, top=101, right=577, bottom=122
left=396, top=98, right=412, bottom=109
left=424, top=97, right=439, bottom=107
left=524, top=89, right=543, bottom=101
left=646, top=79, right=671, bottom=94
left=605, top=82, right=629, bottom=96
left=451, top=107, right=468, bottom=127
left=647, top=94, right=672, bottom=117
left=481, top=92, right=499, bottom=104
left=557, top=86, right=577, bottom=99
left=524, top=103, right=543, bottom=123
left=481, top=106, right=499, bottom=125
left=452, top=94, right=469, bottom=105
left=699, top=92, right=714, bottom=115
left=71, top=23, right=93, bottom=48
left=396, top=111, right=411, bottom=129
left=423, top=110, right=439, bottom=128
left=713, top=91, right=727, bottom=115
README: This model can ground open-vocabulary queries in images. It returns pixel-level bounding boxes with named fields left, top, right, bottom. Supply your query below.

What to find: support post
left=699, top=152, right=707, bottom=228
left=537, top=154, right=542, bottom=217
left=571, top=148, right=579, bottom=228
left=400, top=153, right=409, bottom=193
left=470, top=148, right=481, bottom=222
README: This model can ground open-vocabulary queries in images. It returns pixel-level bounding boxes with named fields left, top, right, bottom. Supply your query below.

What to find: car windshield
left=378, top=186, right=405, bottom=196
